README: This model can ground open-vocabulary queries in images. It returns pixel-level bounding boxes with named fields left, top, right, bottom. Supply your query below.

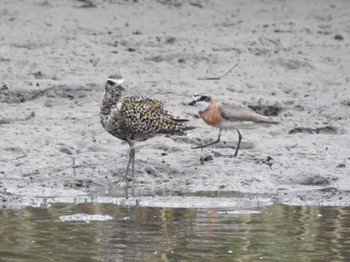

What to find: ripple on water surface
left=0, top=203, right=350, bottom=261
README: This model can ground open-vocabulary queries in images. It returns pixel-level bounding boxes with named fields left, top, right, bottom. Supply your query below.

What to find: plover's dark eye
left=107, top=80, right=115, bottom=86
left=201, top=96, right=211, bottom=102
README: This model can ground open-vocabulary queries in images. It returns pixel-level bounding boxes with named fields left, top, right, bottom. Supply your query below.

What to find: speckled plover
left=100, top=74, right=194, bottom=180
left=188, top=92, right=279, bottom=157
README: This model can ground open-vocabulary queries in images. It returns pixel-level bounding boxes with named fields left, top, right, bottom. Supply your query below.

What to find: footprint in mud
left=248, top=104, right=282, bottom=116
left=289, top=126, right=339, bottom=134
left=199, top=155, right=213, bottom=164
left=270, top=57, right=314, bottom=70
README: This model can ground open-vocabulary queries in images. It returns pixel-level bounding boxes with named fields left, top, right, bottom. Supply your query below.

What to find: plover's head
left=105, top=74, right=126, bottom=96
left=189, top=92, right=212, bottom=105
left=188, top=92, right=212, bottom=112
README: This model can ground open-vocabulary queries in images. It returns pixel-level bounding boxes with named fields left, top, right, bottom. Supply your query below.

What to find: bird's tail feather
left=158, top=118, right=195, bottom=135
left=170, top=118, right=189, bottom=122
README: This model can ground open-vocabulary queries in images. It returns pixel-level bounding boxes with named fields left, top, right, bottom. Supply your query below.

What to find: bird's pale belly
left=219, top=120, right=262, bottom=130
left=100, top=113, right=153, bottom=141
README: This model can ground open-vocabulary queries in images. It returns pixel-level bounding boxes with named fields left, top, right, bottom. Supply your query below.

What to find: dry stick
left=198, top=63, right=238, bottom=80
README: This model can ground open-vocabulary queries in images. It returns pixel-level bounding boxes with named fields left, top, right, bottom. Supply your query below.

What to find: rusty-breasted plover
left=188, top=92, right=279, bottom=157
left=100, top=74, right=194, bottom=180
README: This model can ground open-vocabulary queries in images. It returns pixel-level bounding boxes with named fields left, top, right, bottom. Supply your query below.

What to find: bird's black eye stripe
left=107, top=80, right=115, bottom=86
left=199, top=96, right=210, bottom=102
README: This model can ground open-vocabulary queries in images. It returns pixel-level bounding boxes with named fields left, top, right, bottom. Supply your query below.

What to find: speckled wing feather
left=218, top=101, right=275, bottom=123
left=118, top=96, right=189, bottom=140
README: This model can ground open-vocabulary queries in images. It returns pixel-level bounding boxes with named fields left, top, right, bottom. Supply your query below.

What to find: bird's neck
left=100, top=92, right=123, bottom=114
left=197, top=101, right=211, bottom=113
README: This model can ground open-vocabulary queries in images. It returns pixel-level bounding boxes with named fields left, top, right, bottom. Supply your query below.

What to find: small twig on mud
left=285, top=144, right=298, bottom=151
left=198, top=63, right=238, bottom=80
left=77, top=0, right=96, bottom=8
left=16, top=154, right=27, bottom=160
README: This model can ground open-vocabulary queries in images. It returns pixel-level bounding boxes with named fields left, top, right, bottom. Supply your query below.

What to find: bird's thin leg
left=123, top=141, right=135, bottom=181
left=130, top=147, right=135, bottom=177
left=124, top=152, right=132, bottom=181
left=124, top=183, right=129, bottom=199
left=123, top=152, right=131, bottom=199
left=192, top=129, right=222, bottom=149
left=234, top=129, right=242, bottom=157
left=123, top=142, right=135, bottom=199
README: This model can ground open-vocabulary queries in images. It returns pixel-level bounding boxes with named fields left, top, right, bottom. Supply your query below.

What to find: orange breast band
left=199, top=104, right=225, bottom=127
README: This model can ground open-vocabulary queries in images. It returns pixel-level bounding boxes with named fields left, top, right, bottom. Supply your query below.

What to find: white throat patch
left=196, top=101, right=210, bottom=112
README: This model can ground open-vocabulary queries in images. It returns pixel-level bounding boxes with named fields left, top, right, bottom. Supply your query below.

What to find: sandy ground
left=1, top=0, right=350, bottom=208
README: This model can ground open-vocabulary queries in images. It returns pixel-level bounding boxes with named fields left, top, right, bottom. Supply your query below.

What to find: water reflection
left=0, top=204, right=349, bottom=261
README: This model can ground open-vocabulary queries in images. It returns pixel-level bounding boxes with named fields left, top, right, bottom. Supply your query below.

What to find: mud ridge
left=0, top=84, right=99, bottom=104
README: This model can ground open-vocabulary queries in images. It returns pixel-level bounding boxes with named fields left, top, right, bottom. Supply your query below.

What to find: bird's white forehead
left=193, top=92, right=210, bottom=99
left=107, top=77, right=125, bottom=85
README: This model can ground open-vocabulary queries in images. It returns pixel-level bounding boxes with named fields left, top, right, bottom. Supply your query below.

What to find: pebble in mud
left=334, top=34, right=344, bottom=40
left=200, top=155, right=213, bottom=164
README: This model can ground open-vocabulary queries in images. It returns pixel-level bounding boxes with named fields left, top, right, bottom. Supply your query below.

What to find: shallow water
left=0, top=203, right=349, bottom=261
